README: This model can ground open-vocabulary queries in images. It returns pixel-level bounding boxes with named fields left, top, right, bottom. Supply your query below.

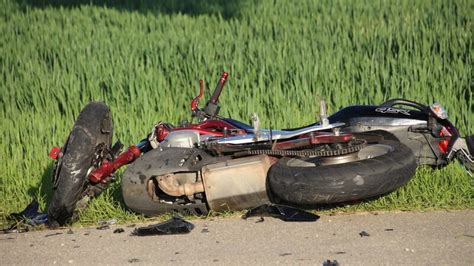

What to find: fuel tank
left=329, top=105, right=428, bottom=128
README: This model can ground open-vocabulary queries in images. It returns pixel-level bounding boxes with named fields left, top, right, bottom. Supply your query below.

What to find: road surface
left=1, top=210, right=473, bottom=265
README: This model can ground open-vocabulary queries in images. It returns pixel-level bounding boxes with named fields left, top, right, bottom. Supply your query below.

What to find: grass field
left=1, top=0, right=472, bottom=225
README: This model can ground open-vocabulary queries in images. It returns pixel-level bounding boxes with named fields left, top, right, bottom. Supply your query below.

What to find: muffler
left=200, top=155, right=274, bottom=212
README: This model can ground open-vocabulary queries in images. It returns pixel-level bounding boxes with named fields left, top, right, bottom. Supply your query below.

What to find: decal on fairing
left=375, top=107, right=411, bottom=116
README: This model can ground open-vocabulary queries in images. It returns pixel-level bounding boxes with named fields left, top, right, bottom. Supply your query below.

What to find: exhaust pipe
left=153, top=154, right=277, bottom=212
left=156, top=173, right=205, bottom=197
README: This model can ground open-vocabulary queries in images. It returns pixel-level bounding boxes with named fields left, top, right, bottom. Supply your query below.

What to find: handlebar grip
left=210, top=72, right=228, bottom=104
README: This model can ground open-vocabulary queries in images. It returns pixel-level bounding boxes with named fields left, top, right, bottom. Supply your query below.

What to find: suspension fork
left=88, top=139, right=150, bottom=184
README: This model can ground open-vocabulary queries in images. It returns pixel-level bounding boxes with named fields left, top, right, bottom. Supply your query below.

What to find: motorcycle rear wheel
left=47, top=102, right=113, bottom=227
left=267, top=136, right=417, bottom=205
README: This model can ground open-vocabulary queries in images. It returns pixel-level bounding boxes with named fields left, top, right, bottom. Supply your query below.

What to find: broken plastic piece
left=96, top=225, right=110, bottom=230
left=242, top=204, right=320, bottom=222
left=132, top=217, right=194, bottom=236
left=323, top=259, right=340, bottom=266
left=113, top=228, right=125, bottom=234
left=8, top=199, right=48, bottom=226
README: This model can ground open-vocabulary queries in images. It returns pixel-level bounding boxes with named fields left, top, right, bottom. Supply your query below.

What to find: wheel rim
left=286, top=143, right=394, bottom=167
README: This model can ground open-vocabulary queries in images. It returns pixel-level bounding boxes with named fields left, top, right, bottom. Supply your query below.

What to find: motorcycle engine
left=161, top=130, right=201, bottom=148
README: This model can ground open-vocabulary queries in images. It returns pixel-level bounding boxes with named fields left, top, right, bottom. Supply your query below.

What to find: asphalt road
left=1, top=210, right=473, bottom=265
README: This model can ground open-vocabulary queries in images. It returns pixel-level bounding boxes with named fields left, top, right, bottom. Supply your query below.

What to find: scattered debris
left=4, top=199, right=48, bottom=233
left=84, top=232, right=90, bottom=236
left=113, top=228, right=125, bottom=234
left=128, top=258, right=140, bottom=263
left=242, top=204, right=320, bottom=222
left=97, top=219, right=117, bottom=230
left=335, top=251, right=346, bottom=255
left=384, top=228, right=394, bottom=231
left=256, top=217, right=265, bottom=223
left=279, top=253, right=292, bottom=257
left=97, top=225, right=110, bottom=230
left=8, top=199, right=48, bottom=226
left=132, top=217, right=194, bottom=236
left=404, top=248, right=415, bottom=253
left=359, top=231, right=370, bottom=237
left=98, top=219, right=117, bottom=226
left=1, top=226, right=28, bottom=234
left=45, top=232, right=63, bottom=237
left=323, top=259, right=340, bottom=266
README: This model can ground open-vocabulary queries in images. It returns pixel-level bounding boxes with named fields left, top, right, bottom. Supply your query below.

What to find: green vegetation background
left=1, top=0, right=472, bottom=225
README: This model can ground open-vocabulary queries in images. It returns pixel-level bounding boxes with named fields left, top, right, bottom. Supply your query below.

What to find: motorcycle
left=47, top=72, right=473, bottom=226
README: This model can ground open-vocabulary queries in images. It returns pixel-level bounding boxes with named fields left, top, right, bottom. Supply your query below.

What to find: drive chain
left=242, top=139, right=367, bottom=157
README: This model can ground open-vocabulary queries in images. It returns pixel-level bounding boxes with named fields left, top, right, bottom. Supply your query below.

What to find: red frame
left=82, top=72, right=351, bottom=184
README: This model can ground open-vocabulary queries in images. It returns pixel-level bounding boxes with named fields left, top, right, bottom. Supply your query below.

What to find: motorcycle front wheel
left=47, top=102, right=113, bottom=227
left=267, top=134, right=417, bottom=205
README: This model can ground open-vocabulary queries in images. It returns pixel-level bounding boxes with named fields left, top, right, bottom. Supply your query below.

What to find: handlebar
left=200, top=72, right=228, bottom=118
left=209, top=72, right=228, bottom=104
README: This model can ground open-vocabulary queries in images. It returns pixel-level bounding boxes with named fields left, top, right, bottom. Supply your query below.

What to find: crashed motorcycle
left=47, top=72, right=473, bottom=226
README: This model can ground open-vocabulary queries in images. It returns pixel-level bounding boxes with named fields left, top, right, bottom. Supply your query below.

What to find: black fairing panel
left=328, top=105, right=428, bottom=125
left=329, top=105, right=447, bottom=166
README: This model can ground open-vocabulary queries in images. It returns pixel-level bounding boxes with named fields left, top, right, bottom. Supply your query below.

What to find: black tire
left=267, top=139, right=417, bottom=205
left=47, top=102, right=113, bottom=227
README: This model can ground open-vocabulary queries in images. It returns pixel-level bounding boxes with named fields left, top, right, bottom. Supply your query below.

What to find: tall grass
left=0, top=0, right=472, bottom=224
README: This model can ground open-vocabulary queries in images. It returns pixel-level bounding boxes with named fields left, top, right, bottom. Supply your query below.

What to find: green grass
left=0, top=0, right=472, bottom=226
